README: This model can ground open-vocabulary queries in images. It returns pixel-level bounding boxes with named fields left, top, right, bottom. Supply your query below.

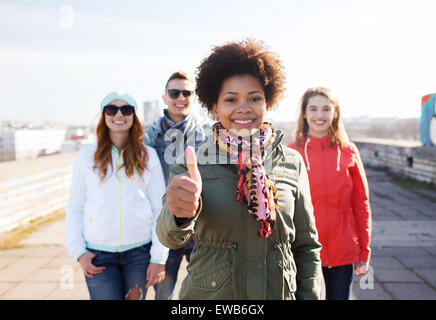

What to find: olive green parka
left=156, top=131, right=322, bottom=300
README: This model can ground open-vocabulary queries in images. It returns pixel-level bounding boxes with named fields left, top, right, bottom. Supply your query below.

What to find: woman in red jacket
left=288, top=87, right=372, bottom=300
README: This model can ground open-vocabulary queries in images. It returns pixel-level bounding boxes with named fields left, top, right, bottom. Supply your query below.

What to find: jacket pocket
left=192, top=260, right=232, bottom=291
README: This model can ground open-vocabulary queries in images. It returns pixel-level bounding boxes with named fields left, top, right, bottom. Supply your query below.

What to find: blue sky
left=1, top=0, right=435, bottom=125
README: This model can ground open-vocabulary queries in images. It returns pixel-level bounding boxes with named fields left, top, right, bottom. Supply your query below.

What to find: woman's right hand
left=78, top=252, right=106, bottom=278
left=166, top=146, right=202, bottom=218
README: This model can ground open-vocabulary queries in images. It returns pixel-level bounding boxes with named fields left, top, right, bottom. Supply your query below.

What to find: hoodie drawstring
left=303, top=138, right=341, bottom=172
left=304, top=138, right=311, bottom=171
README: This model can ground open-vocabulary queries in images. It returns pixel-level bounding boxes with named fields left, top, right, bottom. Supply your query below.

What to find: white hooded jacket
left=65, top=143, right=168, bottom=264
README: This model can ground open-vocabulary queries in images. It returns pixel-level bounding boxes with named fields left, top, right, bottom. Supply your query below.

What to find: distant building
left=66, top=126, right=86, bottom=140
left=0, top=131, right=15, bottom=161
left=61, top=134, right=95, bottom=154
left=0, top=129, right=66, bottom=162
left=143, top=100, right=162, bottom=128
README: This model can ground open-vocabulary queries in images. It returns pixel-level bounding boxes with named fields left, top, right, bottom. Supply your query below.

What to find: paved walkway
left=0, top=218, right=186, bottom=300
left=350, top=168, right=436, bottom=300
left=0, top=167, right=435, bottom=300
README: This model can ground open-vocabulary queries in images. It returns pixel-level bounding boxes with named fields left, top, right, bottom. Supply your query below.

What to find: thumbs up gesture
left=166, top=146, right=202, bottom=218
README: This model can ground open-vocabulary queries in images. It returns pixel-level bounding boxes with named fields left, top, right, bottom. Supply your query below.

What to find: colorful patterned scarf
left=212, top=122, right=279, bottom=239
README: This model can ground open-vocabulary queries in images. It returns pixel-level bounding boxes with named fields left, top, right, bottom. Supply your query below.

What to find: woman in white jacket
left=65, top=92, right=168, bottom=300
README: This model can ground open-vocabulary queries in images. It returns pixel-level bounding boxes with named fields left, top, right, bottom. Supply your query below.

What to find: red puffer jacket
left=288, top=136, right=371, bottom=267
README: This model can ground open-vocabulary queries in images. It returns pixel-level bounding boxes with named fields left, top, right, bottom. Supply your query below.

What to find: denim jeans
left=154, top=240, right=194, bottom=300
left=322, top=264, right=353, bottom=300
left=85, top=242, right=151, bottom=300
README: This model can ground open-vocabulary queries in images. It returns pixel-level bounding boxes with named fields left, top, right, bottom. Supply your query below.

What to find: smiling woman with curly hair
left=157, top=39, right=322, bottom=300
left=196, top=38, right=286, bottom=116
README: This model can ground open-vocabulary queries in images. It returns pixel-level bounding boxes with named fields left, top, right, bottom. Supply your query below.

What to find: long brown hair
left=293, top=87, right=349, bottom=148
left=93, top=113, right=148, bottom=181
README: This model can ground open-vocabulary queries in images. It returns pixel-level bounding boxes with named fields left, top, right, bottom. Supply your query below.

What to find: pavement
left=0, top=167, right=436, bottom=300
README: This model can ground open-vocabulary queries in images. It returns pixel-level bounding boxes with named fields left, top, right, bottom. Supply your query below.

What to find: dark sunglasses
left=167, top=89, right=193, bottom=99
left=103, top=104, right=135, bottom=116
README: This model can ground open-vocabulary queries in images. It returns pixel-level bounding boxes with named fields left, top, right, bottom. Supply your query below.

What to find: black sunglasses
left=167, top=89, right=193, bottom=99
left=103, top=104, right=135, bottom=116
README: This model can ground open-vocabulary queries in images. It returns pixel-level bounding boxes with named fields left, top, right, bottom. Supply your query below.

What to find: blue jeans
left=154, top=240, right=194, bottom=300
left=85, top=242, right=151, bottom=300
left=322, top=264, right=353, bottom=300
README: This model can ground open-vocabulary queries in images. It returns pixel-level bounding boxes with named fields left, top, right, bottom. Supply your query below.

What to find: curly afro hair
left=195, top=38, right=286, bottom=117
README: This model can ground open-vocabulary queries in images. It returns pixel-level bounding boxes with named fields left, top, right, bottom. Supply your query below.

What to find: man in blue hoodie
left=144, top=71, right=209, bottom=299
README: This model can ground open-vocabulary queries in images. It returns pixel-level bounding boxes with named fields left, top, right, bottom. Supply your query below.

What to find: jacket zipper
left=117, top=151, right=123, bottom=249
left=321, top=142, right=330, bottom=268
